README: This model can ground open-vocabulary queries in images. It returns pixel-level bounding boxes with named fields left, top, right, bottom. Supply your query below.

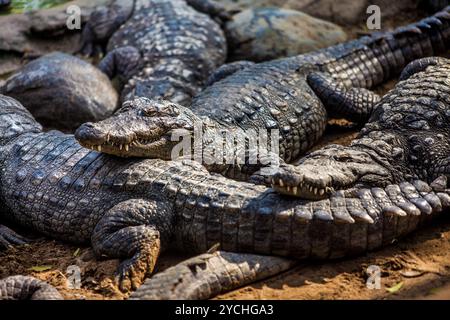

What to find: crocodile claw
left=0, top=224, right=31, bottom=250
left=115, top=250, right=156, bottom=293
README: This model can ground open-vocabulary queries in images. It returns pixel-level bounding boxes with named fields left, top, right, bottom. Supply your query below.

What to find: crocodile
left=125, top=56, right=450, bottom=300
left=80, top=0, right=228, bottom=105
left=0, top=276, right=62, bottom=300
left=130, top=251, right=295, bottom=300
left=75, top=7, right=450, bottom=182
left=3, top=56, right=450, bottom=297
left=269, top=57, right=450, bottom=201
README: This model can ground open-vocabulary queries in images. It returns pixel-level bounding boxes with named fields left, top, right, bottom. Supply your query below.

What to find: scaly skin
left=80, top=0, right=227, bottom=105
left=130, top=251, right=295, bottom=300
left=125, top=57, right=450, bottom=300
left=3, top=62, right=450, bottom=298
left=271, top=57, right=450, bottom=200
left=76, top=8, right=450, bottom=181
left=0, top=276, right=62, bottom=300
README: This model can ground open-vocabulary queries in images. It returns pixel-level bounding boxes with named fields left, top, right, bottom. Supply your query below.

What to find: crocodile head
left=75, top=98, right=196, bottom=159
left=270, top=144, right=394, bottom=200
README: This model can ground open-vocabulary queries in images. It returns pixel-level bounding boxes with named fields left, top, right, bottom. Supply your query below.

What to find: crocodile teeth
left=97, top=145, right=102, bottom=152
left=292, top=186, right=298, bottom=194
left=119, top=144, right=123, bottom=150
left=106, top=134, right=110, bottom=142
left=319, top=189, right=325, bottom=196
left=314, top=187, right=318, bottom=195
left=279, top=179, right=284, bottom=187
left=125, top=144, right=129, bottom=151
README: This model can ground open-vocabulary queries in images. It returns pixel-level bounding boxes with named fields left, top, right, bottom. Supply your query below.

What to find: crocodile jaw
left=74, top=98, right=194, bottom=158
left=270, top=145, right=393, bottom=199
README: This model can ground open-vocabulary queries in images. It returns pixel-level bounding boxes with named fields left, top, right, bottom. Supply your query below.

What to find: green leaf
left=28, top=265, right=52, bottom=272
left=73, top=248, right=80, bottom=257
left=386, top=281, right=403, bottom=293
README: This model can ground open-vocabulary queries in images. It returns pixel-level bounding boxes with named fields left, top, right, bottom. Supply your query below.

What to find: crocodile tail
left=183, top=179, right=448, bottom=260
left=0, top=275, right=63, bottom=300
left=317, top=6, right=450, bottom=89
left=130, top=251, right=295, bottom=300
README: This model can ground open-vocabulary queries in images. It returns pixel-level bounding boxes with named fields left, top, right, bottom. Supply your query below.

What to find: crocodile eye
left=334, top=155, right=355, bottom=163
left=141, top=108, right=158, bottom=117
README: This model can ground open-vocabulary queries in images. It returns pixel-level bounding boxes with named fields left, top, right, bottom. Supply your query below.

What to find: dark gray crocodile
left=0, top=275, right=62, bottom=300
left=2, top=53, right=450, bottom=297
left=75, top=7, right=450, bottom=182
left=80, top=0, right=227, bottom=105
left=130, top=250, right=295, bottom=300
left=127, top=56, right=450, bottom=299
left=269, top=57, right=450, bottom=202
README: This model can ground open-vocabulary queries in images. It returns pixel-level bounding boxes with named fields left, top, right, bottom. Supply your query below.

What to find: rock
left=420, top=0, right=450, bottom=13
left=218, top=0, right=421, bottom=25
left=225, top=7, right=347, bottom=62
left=1, top=52, right=118, bottom=131
left=0, top=0, right=111, bottom=54
left=290, top=0, right=420, bottom=25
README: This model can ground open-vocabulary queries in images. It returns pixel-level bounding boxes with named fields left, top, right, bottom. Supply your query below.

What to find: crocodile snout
left=75, top=122, right=107, bottom=146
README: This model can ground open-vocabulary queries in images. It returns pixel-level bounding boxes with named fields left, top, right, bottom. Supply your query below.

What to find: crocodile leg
left=98, top=46, right=142, bottom=81
left=307, top=72, right=381, bottom=123
left=206, top=61, right=255, bottom=86
left=399, top=56, right=448, bottom=80
left=79, top=0, right=135, bottom=56
left=130, top=251, right=296, bottom=300
left=0, top=224, right=30, bottom=249
left=0, top=276, right=63, bottom=300
left=91, top=199, right=174, bottom=292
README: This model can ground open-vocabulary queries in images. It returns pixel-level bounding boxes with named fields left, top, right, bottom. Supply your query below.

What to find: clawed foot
left=0, top=224, right=31, bottom=250
left=115, top=249, right=158, bottom=292
left=77, top=39, right=104, bottom=59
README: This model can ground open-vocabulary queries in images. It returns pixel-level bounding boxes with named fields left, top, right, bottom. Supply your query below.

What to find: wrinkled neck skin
left=348, top=130, right=413, bottom=184
left=0, top=95, right=42, bottom=163
left=170, top=116, right=238, bottom=165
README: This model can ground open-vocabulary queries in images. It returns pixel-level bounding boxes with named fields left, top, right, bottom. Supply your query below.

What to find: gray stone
left=218, top=0, right=421, bottom=25
left=1, top=52, right=118, bottom=131
left=225, top=7, right=347, bottom=62
left=0, top=0, right=111, bottom=54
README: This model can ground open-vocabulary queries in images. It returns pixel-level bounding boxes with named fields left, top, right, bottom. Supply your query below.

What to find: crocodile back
left=190, top=58, right=327, bottom=163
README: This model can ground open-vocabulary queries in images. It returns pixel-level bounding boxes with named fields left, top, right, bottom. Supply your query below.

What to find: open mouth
left=270, top=177, right=335, bottom=199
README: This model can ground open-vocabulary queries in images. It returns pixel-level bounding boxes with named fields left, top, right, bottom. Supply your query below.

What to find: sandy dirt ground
left=1, top=6, right=450, bottom=300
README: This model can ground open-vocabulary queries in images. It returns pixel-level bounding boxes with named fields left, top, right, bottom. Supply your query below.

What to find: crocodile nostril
left=74, top=123, right=107, bottom=145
